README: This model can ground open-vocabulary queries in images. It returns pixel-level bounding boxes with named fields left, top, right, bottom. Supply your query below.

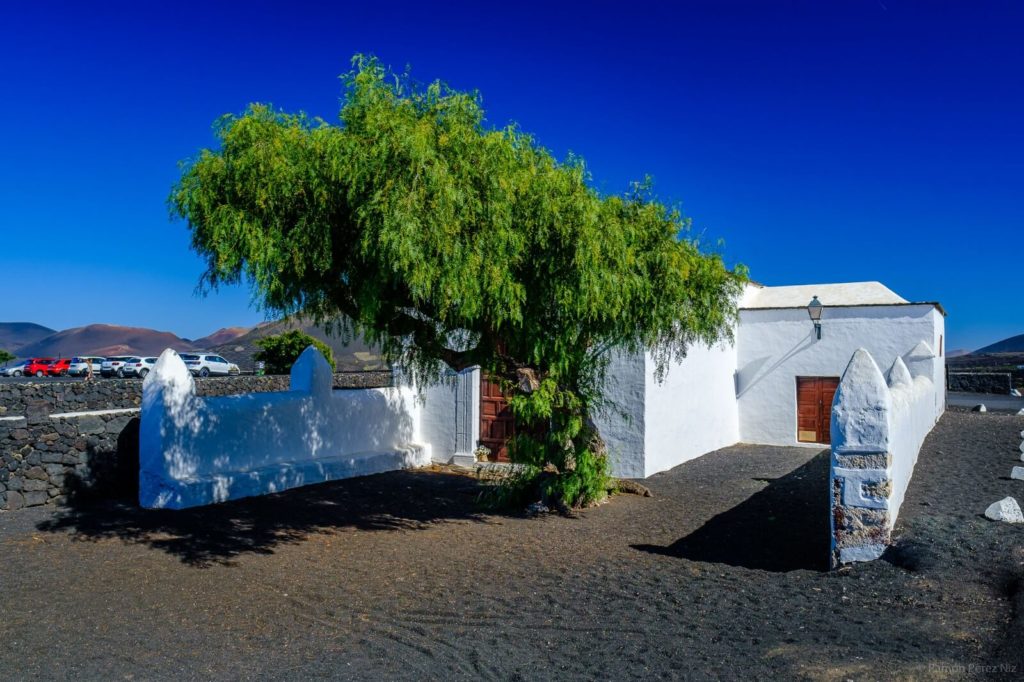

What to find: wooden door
left=479, top=374, right=515, bottom=461
left=796, top=377, right=840, bottom=444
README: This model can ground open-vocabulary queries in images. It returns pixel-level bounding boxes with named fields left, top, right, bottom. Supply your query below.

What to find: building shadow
left=38, top=468, right=495, bottom=568
left=632, top=451, right=831, bottom=572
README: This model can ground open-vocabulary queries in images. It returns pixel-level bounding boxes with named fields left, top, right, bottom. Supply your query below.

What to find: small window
left=939, top=335, right=943, bottom=357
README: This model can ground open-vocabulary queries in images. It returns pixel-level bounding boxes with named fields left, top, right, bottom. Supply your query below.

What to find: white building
left=424, top=281, right=946, bottom=479
left=140, top=280, right=946, bottom=511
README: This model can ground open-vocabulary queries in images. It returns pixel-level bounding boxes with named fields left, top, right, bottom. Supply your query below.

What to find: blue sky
left=1, top=1, right=1021, bottom=349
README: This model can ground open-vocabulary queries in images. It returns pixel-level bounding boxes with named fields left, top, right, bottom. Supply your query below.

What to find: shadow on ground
left=37, top=469, right=494, bottom=567
left=633, top=451, right=830, bottom=572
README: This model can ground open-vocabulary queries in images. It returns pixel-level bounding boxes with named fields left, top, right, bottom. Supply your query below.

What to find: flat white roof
left=741, top=281, right=909, bottom=309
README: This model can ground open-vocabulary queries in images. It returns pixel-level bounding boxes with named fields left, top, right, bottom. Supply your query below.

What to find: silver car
left=0, top=363, right=26, bottom=377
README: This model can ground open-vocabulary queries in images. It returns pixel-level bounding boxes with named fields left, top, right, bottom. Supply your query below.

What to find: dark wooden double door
left=479, top=374, right=515, bottom=461
left=797, top=376, right=839, bottom=444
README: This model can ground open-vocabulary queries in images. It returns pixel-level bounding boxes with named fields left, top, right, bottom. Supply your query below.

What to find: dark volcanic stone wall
left=0, top=372, right=394, bottom=417
left=947, top=372, right=1012, bottom=395
left=0, top=371, right=394, bottom=510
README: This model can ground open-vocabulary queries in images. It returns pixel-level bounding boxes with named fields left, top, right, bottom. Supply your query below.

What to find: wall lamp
left=807, top=295, right=823, bottom=340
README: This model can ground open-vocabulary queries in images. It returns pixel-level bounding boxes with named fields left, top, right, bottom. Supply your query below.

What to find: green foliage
left=172, top=54, right=746, bottom=509
left=476, top=465, right=542, bottom=511
left=253, top=329, right=335, bottom=374
left=0, top=349, right=15, bottom=364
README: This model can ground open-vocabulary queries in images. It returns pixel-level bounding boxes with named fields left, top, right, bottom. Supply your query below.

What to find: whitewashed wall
left=139, top=348, right=430, bottom=509
left=593, top=342, right=740, bottom=479
left=737, top=304, right=944, bottom=446
left=642, top=342, right=740, bottom=478
left=830, top=345, right=939, bottom=565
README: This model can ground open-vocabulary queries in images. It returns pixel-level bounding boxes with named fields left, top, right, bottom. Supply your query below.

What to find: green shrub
left=253, top=330, right=335, bottom=374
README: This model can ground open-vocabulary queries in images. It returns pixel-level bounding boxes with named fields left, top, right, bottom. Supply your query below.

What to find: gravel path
left=0, top=410, right=1021, bottom=680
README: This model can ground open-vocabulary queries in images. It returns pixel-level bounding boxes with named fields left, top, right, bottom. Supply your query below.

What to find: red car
left=24, top=358, right=56, bottom=377
left=46, top=358, right=72, bottom=376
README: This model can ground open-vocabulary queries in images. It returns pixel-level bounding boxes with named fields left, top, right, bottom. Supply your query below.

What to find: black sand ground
left=1, top=410, right=1022, bottom=680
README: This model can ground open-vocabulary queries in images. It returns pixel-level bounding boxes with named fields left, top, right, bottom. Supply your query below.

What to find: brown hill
left=0, top=322, right=57, bottom=353
left=16, top=324, right=196, bottom=358
left=192, top=326, right=252, bottom=349
left=974, top=333, right=1024, bottom=354
left=212, top=317, right=387, bottom=372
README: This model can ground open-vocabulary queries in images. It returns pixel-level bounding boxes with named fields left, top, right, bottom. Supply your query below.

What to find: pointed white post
left=290, top=345, right=333, bottom=398
left=830, top=348, right=893, bottom=567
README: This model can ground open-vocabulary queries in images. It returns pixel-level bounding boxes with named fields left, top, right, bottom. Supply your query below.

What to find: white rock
left=1018, top=408, right=1024, bottom=416
left=985, top=497, right=1024, bottom=523
left=972, top=404, right=987, bottom=413
left=1013, top=467, right=1024, bottom=481
left=1011, top=388, right=1022, bottom=397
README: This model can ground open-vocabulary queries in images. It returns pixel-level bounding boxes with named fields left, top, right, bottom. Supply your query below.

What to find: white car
left=0, top=363, right=26, bottom=377
left=180, top=353, right=239, bottom=377
left=68, top=356, right=106, bottom=377
left=100, top=356, right=134, bottom=378
left=121, top=357, right=157, bottom=378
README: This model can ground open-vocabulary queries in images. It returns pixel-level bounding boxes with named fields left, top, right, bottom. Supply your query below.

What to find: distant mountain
left=0, top=322, right=56, bottom=353
left=16, top=324, right=196, bottom=358
left=946, top=348, right=972, bottom=358
left=192, top=326, right=252, bottom=349
left=212, top=317, right=387, bottom=372
left=974, top=334, right=1024, bottom=355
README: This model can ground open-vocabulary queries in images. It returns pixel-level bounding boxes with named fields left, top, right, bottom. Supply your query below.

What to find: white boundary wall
left=139, top=347, right=430, bottom=509
left=830, top=343, right=940, bottom=565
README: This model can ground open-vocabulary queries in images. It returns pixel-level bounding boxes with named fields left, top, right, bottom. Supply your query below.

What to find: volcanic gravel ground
left=0, top=410, right=1021, bottom=680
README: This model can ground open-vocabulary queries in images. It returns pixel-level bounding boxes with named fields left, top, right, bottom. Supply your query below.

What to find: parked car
left=100, top=356, right=134, bottom=378
left=46, top=358, right=72, bottom=376
left=180, top=354, right=239, bottom=377
left=121, top=357, right=157, bottom=378
left=0, top=363, right=26, bottom=377
left=68, top=356, right=106, bottom=377
left=24, top=358, right=56, bottom=377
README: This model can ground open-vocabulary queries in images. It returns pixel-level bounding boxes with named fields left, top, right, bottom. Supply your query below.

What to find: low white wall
left=642, top=342, right=740, bottom=478
left=830, top=343, right=939, bottom=565
left=139, top=348, right=430, bottom=509
left=738, top=304, right=943, bottom=446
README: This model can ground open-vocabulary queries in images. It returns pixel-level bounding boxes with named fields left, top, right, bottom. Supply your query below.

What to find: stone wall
left=0, top=372, right=393, bottom=417
left=0, top=370, right=394, bottom=511
left=0, top=410, right=139, bottom=510
left=947, top=372, right=1012, bottom=395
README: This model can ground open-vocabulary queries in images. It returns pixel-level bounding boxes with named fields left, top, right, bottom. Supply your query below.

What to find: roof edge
left=739, top=301, right=946, bottom=316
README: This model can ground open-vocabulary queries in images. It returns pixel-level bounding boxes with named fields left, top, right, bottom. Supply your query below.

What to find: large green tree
left=172, top=56, right=745, bottom=508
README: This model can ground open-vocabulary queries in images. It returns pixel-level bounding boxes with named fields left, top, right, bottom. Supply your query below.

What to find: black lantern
left=807, top=295, right=823, bottom=340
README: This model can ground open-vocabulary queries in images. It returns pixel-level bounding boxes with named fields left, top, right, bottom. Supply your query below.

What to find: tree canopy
left=172, top=55, right=745, bottom=507
left=0, top=349, right=15, bottom=365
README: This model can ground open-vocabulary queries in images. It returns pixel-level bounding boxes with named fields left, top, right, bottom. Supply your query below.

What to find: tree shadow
left=633, top=451, right=831, bottom=572
left=38, top=468, right=496, bottom=568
